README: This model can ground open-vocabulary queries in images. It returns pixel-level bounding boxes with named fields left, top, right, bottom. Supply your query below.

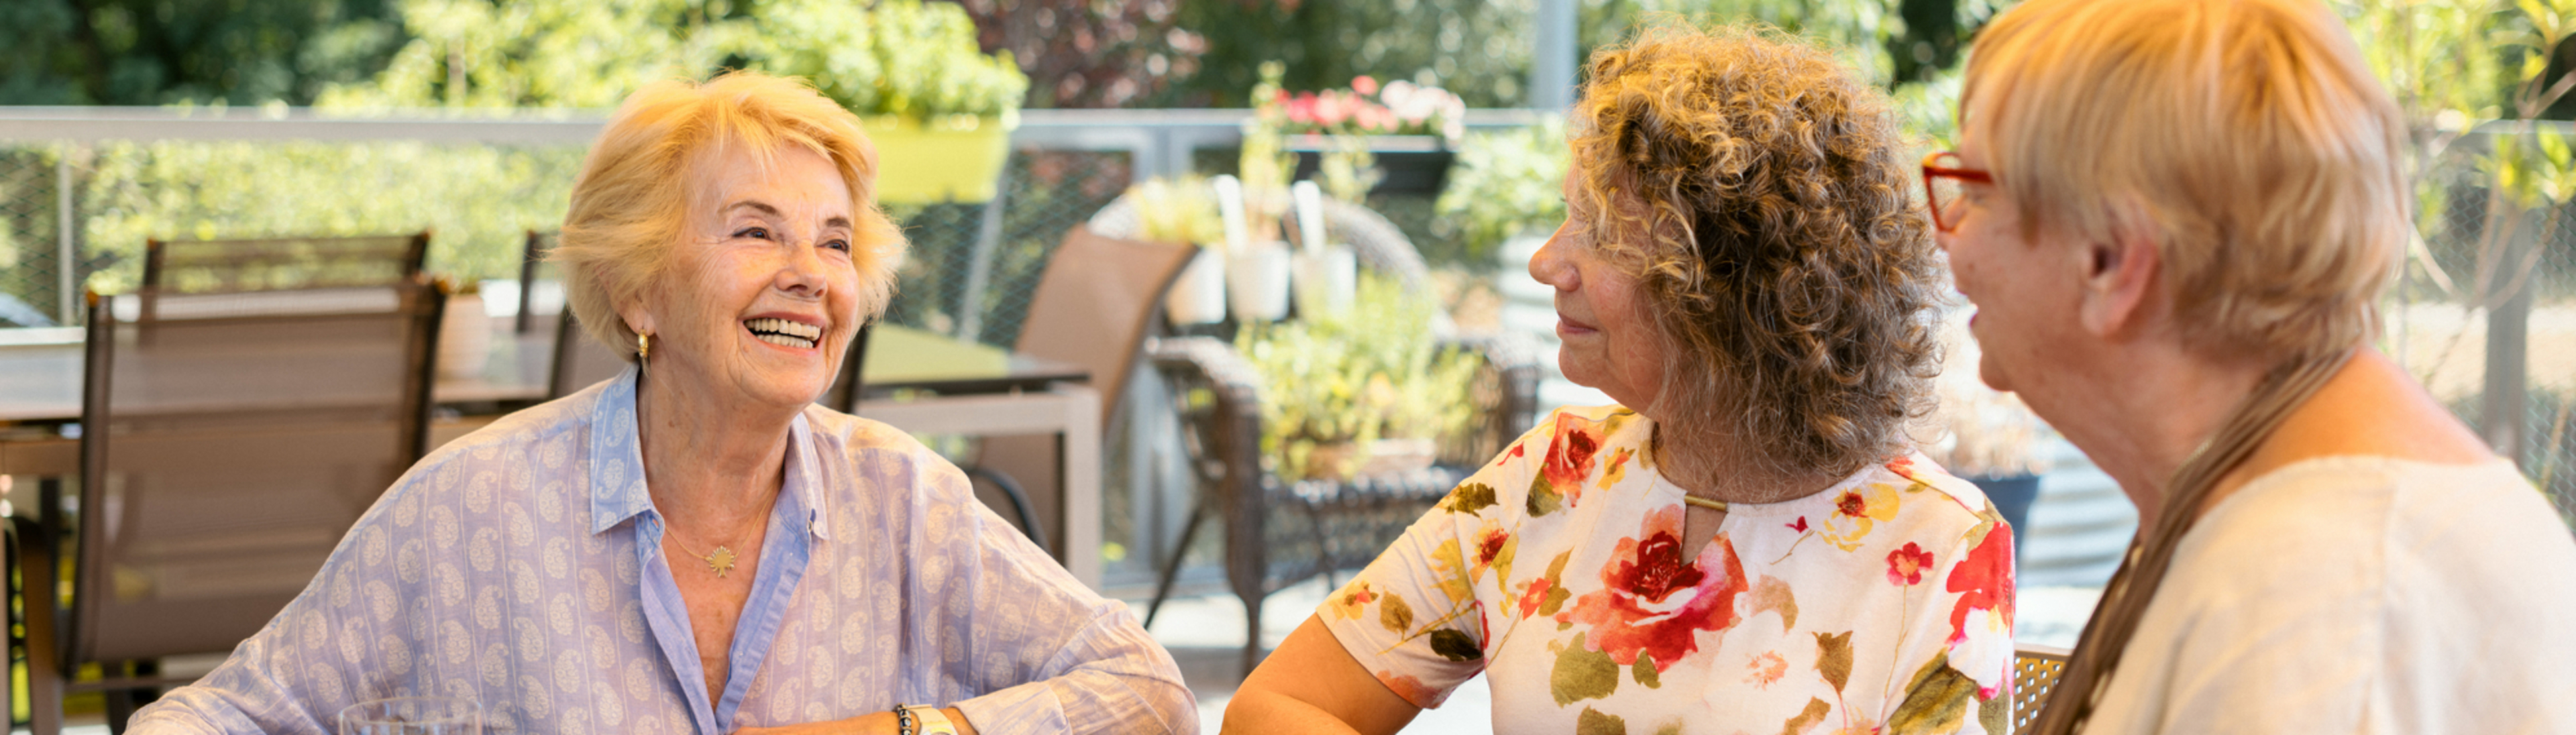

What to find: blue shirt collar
left=586, top=365, right=833, bottom=541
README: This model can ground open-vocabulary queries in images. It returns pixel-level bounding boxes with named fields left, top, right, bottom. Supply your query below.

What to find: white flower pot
left=1228, top=240, right=1293, bottom=322
left=437, top=292, right=493, bottom=380
left=1293, top=244, right=1357, bottom=319
left=1165, top=246, right=1228, bottom=325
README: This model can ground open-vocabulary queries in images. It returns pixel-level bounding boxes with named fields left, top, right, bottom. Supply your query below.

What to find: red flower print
left=1540, top=412, right=1605, bottom=504
left=1787, top=516, right=1809, bottom=532
left=1945, top=524, right=2016, bottom=645
left=1886, top=542, right=1935, bottom=585
left=1517, top=577, right=1554, bottom=618
left=1477, top=528, right=1510, bottom=567
left=1560, top=506, right=1750, bottom=673
left=1498, top=443, right=1527, bottom=466
left=1836, top=491, right=1868, bottom=517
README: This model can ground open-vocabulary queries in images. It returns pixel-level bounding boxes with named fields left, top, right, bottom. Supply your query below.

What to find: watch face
left=910, top=705, right=959, bottom=735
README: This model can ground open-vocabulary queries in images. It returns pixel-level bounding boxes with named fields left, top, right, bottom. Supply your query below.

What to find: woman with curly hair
left=1226, top=23, right=2016, bottom=734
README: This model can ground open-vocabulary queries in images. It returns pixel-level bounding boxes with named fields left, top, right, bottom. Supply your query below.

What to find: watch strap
left=898, top=704, right=959, bottom=735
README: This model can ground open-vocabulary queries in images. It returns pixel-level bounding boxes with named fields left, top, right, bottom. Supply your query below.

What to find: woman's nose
left=1528, top=222, right=1578, bottom=292
left=775, top=238, right=828, bottom=296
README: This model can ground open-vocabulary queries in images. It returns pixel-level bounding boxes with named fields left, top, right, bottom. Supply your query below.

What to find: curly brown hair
left=1570, top=23, right=1943, bottom=477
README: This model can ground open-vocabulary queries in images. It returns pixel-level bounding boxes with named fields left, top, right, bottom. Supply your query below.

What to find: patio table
left=0, top=321, right=1104, bottom=586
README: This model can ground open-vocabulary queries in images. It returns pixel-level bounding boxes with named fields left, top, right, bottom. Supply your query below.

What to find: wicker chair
left=1087, top=195, right=1542, bottom=674
left=2012, top=643, right=2074, bottom=733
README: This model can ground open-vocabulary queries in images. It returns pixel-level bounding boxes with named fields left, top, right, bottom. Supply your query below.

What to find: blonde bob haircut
left=1571, top=23, right=1944, bottom=478
left=1962, top=0, right=2406, bottom=361
left=552, top=70, right=905, bottom=359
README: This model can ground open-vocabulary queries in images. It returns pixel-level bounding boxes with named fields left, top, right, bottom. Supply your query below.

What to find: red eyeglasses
left=1921, top=151, right=1992, bottom=233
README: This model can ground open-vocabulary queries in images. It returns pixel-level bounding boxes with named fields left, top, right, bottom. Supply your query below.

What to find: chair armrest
left=1144, top=335, right=1266, bottom=486
left=1143, top=336, right=1275, bottom=602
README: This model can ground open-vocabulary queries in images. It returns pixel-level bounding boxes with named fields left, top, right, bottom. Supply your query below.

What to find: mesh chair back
left=144, top=233, right=429, bottom=296
left=2012, top=643, right=2072, bottom=733
left=1012, top=225, right=1196, bottom=416
left=73, top=282, right=441, bottom=666
left=519, top=231, right=559, bottom=334
left=547, top=312, right=634, bottom=400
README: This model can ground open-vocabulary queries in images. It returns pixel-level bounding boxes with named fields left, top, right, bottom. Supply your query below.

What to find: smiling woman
left=126, top=72, right=1193, bottom=735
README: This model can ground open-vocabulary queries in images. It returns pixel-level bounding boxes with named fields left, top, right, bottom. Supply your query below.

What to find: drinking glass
left=337, top=696, right=480, bottom=735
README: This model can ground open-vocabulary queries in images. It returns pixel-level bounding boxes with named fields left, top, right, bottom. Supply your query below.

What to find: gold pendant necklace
left=667, top=533, right=741, bottom=577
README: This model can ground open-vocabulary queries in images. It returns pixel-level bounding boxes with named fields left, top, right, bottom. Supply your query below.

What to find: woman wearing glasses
left=1934, top=0, right=2576, bottom=732
left=1226, top=24, right=2017, bottom=734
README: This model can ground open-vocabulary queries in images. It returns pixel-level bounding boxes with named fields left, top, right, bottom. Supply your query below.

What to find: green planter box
left=865, top=114, right=1016, bottom=204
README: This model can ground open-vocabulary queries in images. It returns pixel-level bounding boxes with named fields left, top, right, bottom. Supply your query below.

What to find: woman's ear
left=2077, top=217, right=2164, bottom=341
left=612, top=268, right=660, bottom=341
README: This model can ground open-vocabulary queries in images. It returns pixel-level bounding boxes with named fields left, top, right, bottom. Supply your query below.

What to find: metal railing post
left=56, top=154, right=75, bottom=325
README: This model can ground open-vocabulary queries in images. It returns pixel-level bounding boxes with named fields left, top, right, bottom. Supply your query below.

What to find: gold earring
left=638, top=332, right=652, bottom=363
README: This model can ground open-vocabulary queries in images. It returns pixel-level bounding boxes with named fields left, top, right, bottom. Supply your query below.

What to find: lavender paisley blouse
left=130, top=367, right=1193, bottom=734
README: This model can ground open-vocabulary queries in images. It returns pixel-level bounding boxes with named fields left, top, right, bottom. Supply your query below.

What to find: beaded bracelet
left=894, top=703, right=918, bottom=735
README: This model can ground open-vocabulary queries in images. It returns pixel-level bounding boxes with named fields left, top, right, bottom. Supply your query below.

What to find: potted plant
left=1222, top=97, right=1297, bottom=322
left=1920, top=313, right=2053, bottom=555
left=733, top=0, right=1030, bottom=203
left=1435, top=119, right=1570, bottom=267
left=1252, top=63, right=1468, bottom=198
left=1128, top=175, right=1230, bottom=325
left=1236, top=273, right=1481, bottom=482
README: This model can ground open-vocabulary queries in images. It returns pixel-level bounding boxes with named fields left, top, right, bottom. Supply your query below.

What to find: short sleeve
left=1312, top=425, right=1546, bottom=709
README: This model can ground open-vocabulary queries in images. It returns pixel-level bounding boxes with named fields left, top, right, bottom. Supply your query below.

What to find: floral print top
left=1318, top=405, right=2016, bottom=734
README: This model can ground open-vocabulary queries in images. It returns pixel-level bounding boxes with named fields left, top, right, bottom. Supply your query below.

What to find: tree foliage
left=957, top=0, right=1205, bottom=109
left=0, top=0, right=405, bottom=105
left=1168, top=0, right=1544, bottom=108
left=320, top=0, right=1026, bottom=117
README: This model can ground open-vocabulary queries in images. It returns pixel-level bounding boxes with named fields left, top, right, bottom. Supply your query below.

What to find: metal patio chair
left=19, top=280, right=443, bottom=734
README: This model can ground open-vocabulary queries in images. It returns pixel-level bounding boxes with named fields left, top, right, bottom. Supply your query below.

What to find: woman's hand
left=731, top=708, right=977, bottom=735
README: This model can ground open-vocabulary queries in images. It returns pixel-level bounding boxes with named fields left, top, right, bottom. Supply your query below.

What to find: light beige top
left=2090, top=456, right=2576, bottom=734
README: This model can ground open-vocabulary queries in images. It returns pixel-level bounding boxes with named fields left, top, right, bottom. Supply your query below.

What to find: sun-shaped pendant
left=704, top=545, right=737, bottom=577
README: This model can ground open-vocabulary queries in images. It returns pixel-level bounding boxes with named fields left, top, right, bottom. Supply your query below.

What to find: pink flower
left=1352, top=75, right=1380, bottom=95
left=1314, top=91, right=1351, bottom=127
left=1886, top=542, right=1935, bottom=585
left=1746, top=651, right=1788, bottom=687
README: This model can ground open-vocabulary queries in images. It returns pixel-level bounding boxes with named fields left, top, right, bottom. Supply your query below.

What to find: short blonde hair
left=553, top=71, right=906, bottom=358
left=1572, top=23, right=1944, bottom=478
left=1962, top=0, right=2406, bottom=359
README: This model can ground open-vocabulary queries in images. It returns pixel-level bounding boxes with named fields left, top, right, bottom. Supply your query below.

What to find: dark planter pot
left=1283, top=134, right=1456, bottom=196
left=1966, top=473, right=2043, bottom=559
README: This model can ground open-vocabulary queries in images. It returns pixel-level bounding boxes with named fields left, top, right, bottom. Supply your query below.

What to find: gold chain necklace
left=667, top=532, right=742, bottom=577
left=665, top=509, right=769, bottom=578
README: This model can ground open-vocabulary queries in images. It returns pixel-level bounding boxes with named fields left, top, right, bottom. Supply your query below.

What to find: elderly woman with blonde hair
left=1934, top=0, right=2576, bottom=732
left=1228, top=24, right=2017, bottom=734
left=129, top=71, right=1193, bottom=734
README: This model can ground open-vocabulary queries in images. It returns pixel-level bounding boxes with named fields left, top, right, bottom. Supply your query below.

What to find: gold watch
left=898, top=704, right=959, bottom=735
